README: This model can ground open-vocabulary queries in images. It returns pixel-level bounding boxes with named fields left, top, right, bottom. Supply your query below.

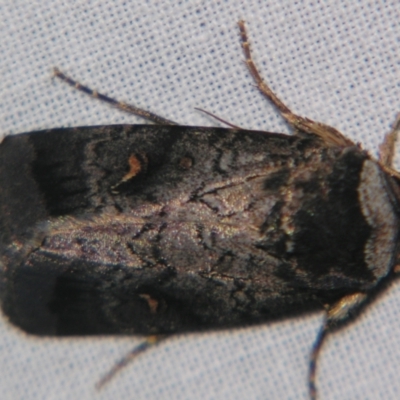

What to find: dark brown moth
left=0, top=21, right=399, bottom=399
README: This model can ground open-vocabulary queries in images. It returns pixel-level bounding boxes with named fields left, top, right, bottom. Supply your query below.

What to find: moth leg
left=309, top=292, right=367, bottom=400
left=238, top=21, right=353, bottom=148
left=96, top=334, right=168, bottom=389
left=53, top=68, right=178, bottom=125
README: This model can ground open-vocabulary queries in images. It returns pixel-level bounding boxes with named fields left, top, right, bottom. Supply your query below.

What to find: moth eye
left=178, top=156, right=193, bottom=170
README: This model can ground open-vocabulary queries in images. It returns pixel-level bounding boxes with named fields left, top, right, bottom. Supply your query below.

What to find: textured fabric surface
left=1, top=1, right=400, bottom=399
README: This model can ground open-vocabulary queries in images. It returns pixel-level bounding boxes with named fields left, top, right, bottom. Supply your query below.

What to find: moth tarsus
left=96, top=335, right=166, bottom=390
left=1, top=21, right=399, bottom=400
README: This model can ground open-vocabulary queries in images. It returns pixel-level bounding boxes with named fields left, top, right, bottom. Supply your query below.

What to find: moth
left=0, top=21, right=399, bottom=400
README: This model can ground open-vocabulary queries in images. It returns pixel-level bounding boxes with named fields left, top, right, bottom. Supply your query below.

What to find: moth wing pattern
left=0, top=20, right=399, bottom=400
left=3, top=124, right=366, bottom=334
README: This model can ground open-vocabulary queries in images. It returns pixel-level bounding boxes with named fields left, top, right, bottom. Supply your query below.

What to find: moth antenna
left=379, top=112, right=400, bottom=168
left=53, top=67, right=178, bottom=125
left=238, top=20, right=353, bottom=148
left=96, top=335, right=167, bottom=390
left=377, top=112, right=400, bottom=180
